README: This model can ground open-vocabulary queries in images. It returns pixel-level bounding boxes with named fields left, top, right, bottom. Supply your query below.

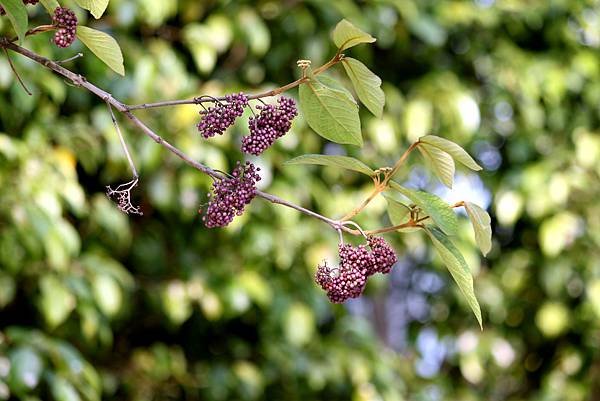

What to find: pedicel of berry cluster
left=241, top=96, right=298, bottom=155
left=203, top=161, right=261, bottom=228
left=197, top=93, right=248, bottom=138
left=52, top=7, right=78, bottom=48
left=315, top=237, right=397, bottom=303
left=0, top=0, right=39, bottom=16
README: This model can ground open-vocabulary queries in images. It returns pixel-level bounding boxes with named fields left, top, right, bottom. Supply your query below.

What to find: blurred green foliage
left=2, top=0, right=600, bottom=400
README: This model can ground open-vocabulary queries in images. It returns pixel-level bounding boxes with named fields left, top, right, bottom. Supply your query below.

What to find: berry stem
left=124, top=53, right=345, bottom=111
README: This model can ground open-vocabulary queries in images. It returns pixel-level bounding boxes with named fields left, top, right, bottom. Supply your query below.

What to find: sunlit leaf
left=299, top=78, right=362, bottom=146
left=76, top=26, right=125, bottom=76
left=389, top=182, right=458, bottom=235
left=418, top=143, right=455, bottom=188
left=8, top=346, right=43, bottom=393
left=419, top=135, right=482, bottom=171
left=332, top=19, right=376, bottom=51
left=48, top=373, right=81, bottom=401
left=0, top=0, right=28, bottom=43
left=74, top=0, right=109, bottom=18
left=341, top=57, right=385, bottom=117
left=465, top=202, right=492, bottom=256
left=284, top=154, right=374, bottom=176
left=425, top=226, right=482, bottom=329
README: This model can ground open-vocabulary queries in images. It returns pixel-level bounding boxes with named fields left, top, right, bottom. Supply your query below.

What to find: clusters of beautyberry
left=203, top=161, right=261, bottom=228
left=197, top=93, right=248, bottom=138
left=52, top=7, right=78, bottom=48
left=241, top=96, right=298, bottom=155
left=0, top=0, right=39, bottom=16
left=315, top=236, right=397, bottom=303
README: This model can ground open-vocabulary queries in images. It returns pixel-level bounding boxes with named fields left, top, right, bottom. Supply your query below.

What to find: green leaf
left=341, top=58, right=385, bottom=117
left=389, top=182, right=458, bottom=235
left=39, top=0, right=59, bottom=14
left=383, top=194, right=421, bottom=233
left=418, top=143, right=455, bottom=188
left=48, top=374, right=81, bottom=401
left=284, top=154, right=374, bottom=176
left=315, top=74, right=357, bottom=105
left=465, top=202, right=493, bottom=256
left=425, top=226, right=482, bottom=329
left=299, top=79, right=362, bottom=146
left=73, top=0, right=109, bottom=19
left=76, top=26, right=125, bottom=76
left=332, top=19, right=376, bottom=51
left=8, top=346, right=43, bottom=393
left=419, top=135, right=482, bottom=171
left=0, top=0, right=28, bottom=43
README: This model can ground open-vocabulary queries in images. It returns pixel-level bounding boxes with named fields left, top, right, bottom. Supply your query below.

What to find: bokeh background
left=2, top=0, right=600, bottom=400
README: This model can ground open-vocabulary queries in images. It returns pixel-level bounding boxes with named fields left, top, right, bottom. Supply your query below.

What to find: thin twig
left=56, top=52, right=83, bottom=64
left=124, top=53, right=344, bottom=111
left=3, top=47, right=32, bottom=95
left=105, top=98, right=138, bottom=178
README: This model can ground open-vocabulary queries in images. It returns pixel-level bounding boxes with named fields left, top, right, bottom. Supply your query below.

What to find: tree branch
left=0, top=37, right=357, bottom=235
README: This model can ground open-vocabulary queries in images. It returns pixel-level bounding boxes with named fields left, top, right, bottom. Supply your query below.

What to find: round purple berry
left=241, top=96, right=298, bottom=155
left=203, top=161, right=261, bottom=228
left=367, top=236, right=397, bottom=274
left=52, top=7, right=77, bottom=48
left=198, top=93, right=248, bottom=138
left=315, top=244, right=371, bottom=303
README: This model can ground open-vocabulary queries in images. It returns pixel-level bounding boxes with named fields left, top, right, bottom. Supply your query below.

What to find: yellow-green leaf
left=76, top=26, right=125, bottom=76
left=39, top=0, right=59, bottom=14
left=418, top=143, right=455, bottom=188
left=74, top=0, right=109, bottom=19
left=389, top=182, right=458, bottom=235
left=284, top=154, right=374, bottom=176
left=332, top=19, right=376, bottom=51
left=425, top=226, right=482, bottom=329
left=0, top=0, right=28, bottom=43
left=420, top=135, right=482, bottom=171
left=341, top=57, right=384, bottom=117
left=383, top=195, right=420, bottom=232
left=299, top=79, right=362, bottom=146
left=465, top=202, right=492, bottom=256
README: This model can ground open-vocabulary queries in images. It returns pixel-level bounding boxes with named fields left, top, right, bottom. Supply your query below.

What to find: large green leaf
left=419, top=135, right=482, bottom=171
left=332, top=19, right=376, bottom=51
left=8, top=346, right=43, bottom=393
left=74, top=0, right=109, bottom=19
left=465, top=202, right=493, bottom=256
left=284, top=154, right=374, bottom=176
left=39, top=0, right=59, bottom=14
left=389, top=182, right=458, bottom=235
left=341, top=57, right=384, bottom=117
left=48, top=374, right=82, bottom=401
left=299, top=79, right=362, bottom=146
left=425, top=226, right=482, bottom=329
left=315, top=74, right=357, bottom=105
left=76, top=26, right=125, bottom=76
left=418, top=143, right=455, bottom=188
left=0, top=0, right=28, bottom=43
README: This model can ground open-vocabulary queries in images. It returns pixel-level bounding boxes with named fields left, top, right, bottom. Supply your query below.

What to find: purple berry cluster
left=315, top=236, right=397, bottom=303
left=198, top=93, right=248, bottom=138
left=203, top=161, right=261, bottom=228
left=241, top=96, right=298, bottom=155
left=0, top=0, right=38, bottom=15
left=52, top=7, right=78, bottom=48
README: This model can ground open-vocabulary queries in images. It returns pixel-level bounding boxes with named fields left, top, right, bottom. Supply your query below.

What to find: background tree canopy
left=1, top=0, right=600, bottom=400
